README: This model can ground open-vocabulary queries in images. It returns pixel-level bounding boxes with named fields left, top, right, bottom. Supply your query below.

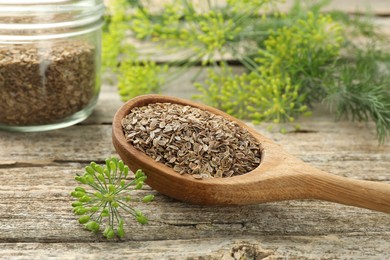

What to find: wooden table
left=1, top=1, right=390, bottom=259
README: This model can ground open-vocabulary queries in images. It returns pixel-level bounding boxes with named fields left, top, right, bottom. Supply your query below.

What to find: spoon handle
left=306, top=169, right=390, bottom=213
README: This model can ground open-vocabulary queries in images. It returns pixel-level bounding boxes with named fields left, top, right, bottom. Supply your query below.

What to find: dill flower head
left=71, top=157, right=154, bottom=239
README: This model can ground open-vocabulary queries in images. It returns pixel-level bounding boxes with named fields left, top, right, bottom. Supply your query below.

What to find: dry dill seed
left=122, top=103, right=262, bottom=178
left=0, top=40, right=96, bottom=125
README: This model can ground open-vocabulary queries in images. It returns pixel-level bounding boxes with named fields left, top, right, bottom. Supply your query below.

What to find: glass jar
left=0, top=0, right=104, bottom=132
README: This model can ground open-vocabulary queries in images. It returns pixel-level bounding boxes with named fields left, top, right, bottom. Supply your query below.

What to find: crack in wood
left=0, top=160, right=55, bottom=168
left=228, top=242, right=277, bottom=260
left=287, top=129, right=318, bottom=134
left=0, top=159, right=107, bottom=168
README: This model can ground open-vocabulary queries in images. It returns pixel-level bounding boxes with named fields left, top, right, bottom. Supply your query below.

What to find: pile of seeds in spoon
left=122, top=103, right=261, bottom=179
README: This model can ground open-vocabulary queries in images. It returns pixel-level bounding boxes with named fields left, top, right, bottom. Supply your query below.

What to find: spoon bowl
left=112, top=94, right=390, bottom=213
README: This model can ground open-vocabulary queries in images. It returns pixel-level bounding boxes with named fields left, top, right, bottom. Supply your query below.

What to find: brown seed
left=122, top=103, right=262, bottom=178
left=0, top=40, right=96, bottom=126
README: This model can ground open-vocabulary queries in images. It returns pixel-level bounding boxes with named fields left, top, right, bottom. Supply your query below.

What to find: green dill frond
left=324, top=47, right=390, bottom=144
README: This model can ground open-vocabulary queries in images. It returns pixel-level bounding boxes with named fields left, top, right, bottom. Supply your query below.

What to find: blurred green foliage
left=103, top=0, right=390, bottom=143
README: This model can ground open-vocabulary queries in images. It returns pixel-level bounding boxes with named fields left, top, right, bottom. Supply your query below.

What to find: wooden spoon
left=112, top=94, right=390, bottom=214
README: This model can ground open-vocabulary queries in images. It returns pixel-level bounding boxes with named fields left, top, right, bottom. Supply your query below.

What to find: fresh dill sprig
left=70, top=157, right=154, bottom=239
left=323, top=46, right=390, bottom=144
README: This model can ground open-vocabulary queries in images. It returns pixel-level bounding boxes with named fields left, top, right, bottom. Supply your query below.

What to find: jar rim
left=0, top=0, right=104, bottom=40
left=0, top=0, right=104, bottom=15
left=0, top=0, right=78, bottom=5
left=0, top=20, right=103, bottom=42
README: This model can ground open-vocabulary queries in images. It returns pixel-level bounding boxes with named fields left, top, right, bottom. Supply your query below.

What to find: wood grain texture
left=2, top=0, right=390, bottom=256
left=0, top=166, right=389, bottom=243
left=280, top=0, right=390, bottom=15
left=126, top=0, right=390, bottom=15
left=1, top=236, right=390, bottom=259
left=1, top=80, right=389, bottom=258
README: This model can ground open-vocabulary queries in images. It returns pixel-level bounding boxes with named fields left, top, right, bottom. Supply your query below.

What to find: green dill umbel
left=70, top=157, right=154, bottom=239
left=103, top=0, right=390, bottom=143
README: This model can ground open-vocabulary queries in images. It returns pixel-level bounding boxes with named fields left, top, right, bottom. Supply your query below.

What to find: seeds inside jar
left=0, top=40, right=96, bottom=126
left=122, top=103, right=262, bottom=178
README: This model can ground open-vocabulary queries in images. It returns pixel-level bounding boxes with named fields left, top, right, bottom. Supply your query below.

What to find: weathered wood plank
left=1, top=117, right=389, bottom=177
left=0, top=125, right=116, bottom=162
left=1, top=235, right=389, bottom=259
left=123, top=0, right=390, bottom=15
left=1, top=124, right=389, bottom=177
left=1, top=33, right=390, bottom=260
left=0, top=165, right=389, bottom=244
left=280, top=0, right=390, bottom=15
left=1, top=114, right=389, bottom=254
